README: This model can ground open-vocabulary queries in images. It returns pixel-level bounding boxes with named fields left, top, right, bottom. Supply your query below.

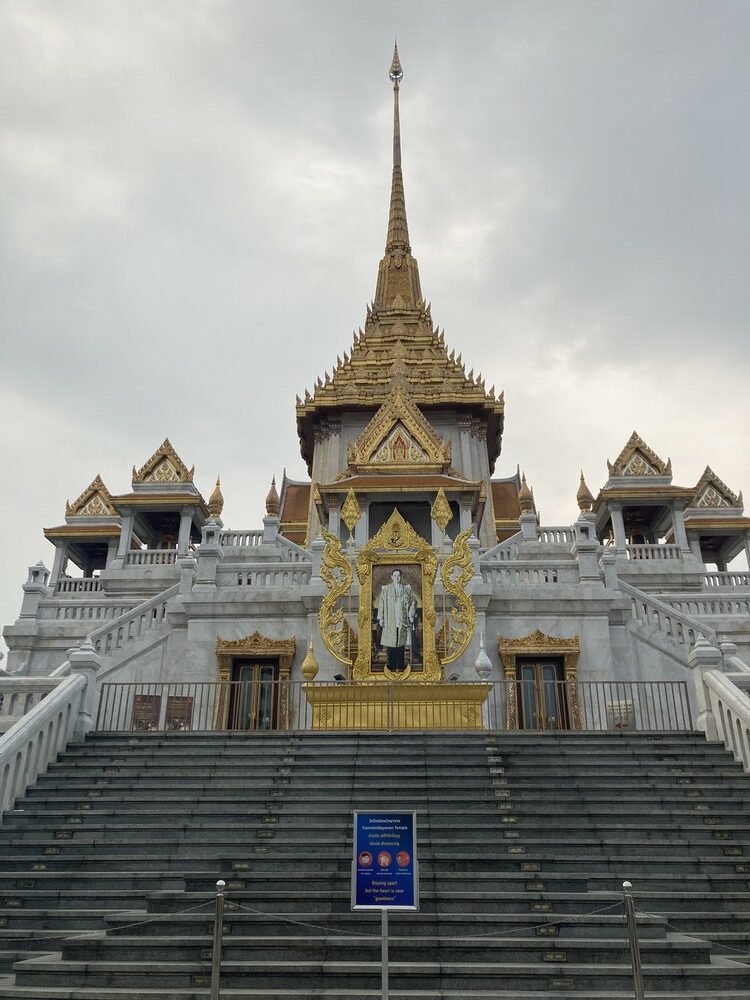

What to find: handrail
left=702, top=670, right=750, bottom=773
left=703, top=571, right=750, bottom=589
left=537, top=526, right=576, bottom=544
left=480, top=531, right=522, bottom=562
left=619, top=579, right=716, bottom=650
left=87, top=583, right=180, bottom=656
left=0, top=673, right=85, bottom=823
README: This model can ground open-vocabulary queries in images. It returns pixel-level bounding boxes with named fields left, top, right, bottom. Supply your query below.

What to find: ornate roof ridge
left=691, top=465, right=743, bottom=509
left=132, top=438, right=194, bottom=485
left=607, top=431, right=671, bottom=477
left=65, top=474, right=116, bottom=517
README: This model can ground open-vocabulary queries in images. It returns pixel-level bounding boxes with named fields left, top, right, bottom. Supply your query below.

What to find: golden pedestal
left=302, top=682, right=491, bottom=731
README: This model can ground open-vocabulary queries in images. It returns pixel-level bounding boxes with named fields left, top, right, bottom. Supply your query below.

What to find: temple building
left=3, top=46, right=750, bottom=737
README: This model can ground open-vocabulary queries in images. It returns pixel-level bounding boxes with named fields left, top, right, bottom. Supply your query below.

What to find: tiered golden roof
left=295, top=46, right=504, bottom=474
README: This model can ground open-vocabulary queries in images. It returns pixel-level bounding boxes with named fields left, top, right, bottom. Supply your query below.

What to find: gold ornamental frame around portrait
left=354, top=509, right=440, bottom=683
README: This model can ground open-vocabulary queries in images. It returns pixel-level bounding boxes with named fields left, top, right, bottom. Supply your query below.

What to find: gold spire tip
left=389, top=42, right=403, bottom=84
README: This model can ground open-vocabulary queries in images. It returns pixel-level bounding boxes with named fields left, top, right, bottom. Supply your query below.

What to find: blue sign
left=352, top=811, right=419, bottom=910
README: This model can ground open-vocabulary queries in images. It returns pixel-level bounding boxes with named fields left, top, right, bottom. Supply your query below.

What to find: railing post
left=210, top=879, right=225, bottom=1000
left=622, top=881, right=645, bottom=1000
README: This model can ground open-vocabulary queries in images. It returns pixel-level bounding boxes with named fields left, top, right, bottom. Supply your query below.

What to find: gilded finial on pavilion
left=385, top=42, right=410, bottom=255
left=265, top=476, right=280, bottom=517
left=389, top=41, right=403, bottom=85
left=518, top=473, right=535, bottom=514
left=207, top=477, right=224, bottom=519
left=577, top=471, right=595, bottom=512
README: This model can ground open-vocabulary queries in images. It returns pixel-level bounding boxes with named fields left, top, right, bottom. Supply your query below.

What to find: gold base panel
left=303, top=682, right=491, bottom=731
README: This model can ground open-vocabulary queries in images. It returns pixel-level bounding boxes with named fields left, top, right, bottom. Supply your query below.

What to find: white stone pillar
left=519, top=511, right=538, bottom=542
left=459, top=497, right=473, bottom=533
left=177, top=511, right=193, bottom=555
left=690, top=537, right=704, bottom=565
left=68, top=639, right=102, bottom=738
left=49, top=544, right=66, bottom=587
left=572, top=512, right=601, bottom=582
left=263, top=515, right=280, bottom=545
left=20, top=563, right=50, bottom=618
left=744, top=532, right=750, bottom=572
left=609, top=503, right=627, bottom=554
left=115, top=511, right=135, bottom=560
left=687, top=637, right=724, bottom=741
left=194, top=519, right=224, bottom=589
left=672, top=504, right=690, bottom=553
left=600, top=551, right=619, bottom=590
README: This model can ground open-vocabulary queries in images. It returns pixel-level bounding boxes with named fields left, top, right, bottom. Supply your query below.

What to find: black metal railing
left=95, top=678, right=693, bottom=734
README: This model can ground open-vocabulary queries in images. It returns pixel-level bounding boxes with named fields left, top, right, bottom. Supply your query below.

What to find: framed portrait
left=354, top=510, right=440, bottom=682
left=370, top=562, right=424, bottom=673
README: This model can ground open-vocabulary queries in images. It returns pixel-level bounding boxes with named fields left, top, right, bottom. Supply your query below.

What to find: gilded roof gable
left=132, top=439, right=194, bottom=485
left=346, top=385, right=452, bottom=474
left=690, top=466, right=743, bottom=509
left=65, top=475, right=116, bottom=517
left=607, top=432, right=671, bottom=478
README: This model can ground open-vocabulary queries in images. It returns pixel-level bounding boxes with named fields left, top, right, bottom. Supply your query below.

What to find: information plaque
left=352, top=811, right=418, bottom=910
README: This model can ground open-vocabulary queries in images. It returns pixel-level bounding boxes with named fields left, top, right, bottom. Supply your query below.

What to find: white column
left=49, top=544, right=66, bottom=587
left=115, top=511, right=135, bottom=559
left=672, top=504, right=690, bottom=553
left=609, top=504, right=627, bottom=554
left=690, top=537, right=704, bottom=564
left=177, top=511, right=193, bottom=555
left=744, top=532, right=750, bottom=572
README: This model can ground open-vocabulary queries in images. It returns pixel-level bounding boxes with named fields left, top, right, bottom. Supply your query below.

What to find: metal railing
left=95, top=678, right=692, bottom=734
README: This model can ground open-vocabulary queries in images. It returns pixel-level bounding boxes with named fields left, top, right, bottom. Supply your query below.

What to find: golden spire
left=265, top=476, right=280, bottom=516
left=207, top=477, right=224, bottom=518
left=577, top=471, right=595, bottom=512
left=386, top=42, right=409, bottom=255
left=373, top=44, right=423, bottom=312
left=518, top=473, right=535, bottom=514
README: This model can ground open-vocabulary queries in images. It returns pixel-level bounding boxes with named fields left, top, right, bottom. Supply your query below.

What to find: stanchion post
left=210, top=879, right=226, bottom=1000
left=381, top=907, right=389, bottom=1000
left=622, top=881, right=646, bottom=1000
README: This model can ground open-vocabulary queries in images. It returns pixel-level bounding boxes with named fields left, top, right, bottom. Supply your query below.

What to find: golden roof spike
left=385, top=42, right=410, bottom=255
left=265, top=476, right=280, bottom=517
left=518, top=473, right=535, bottom=514
left=577, top=471, right=595, bottom=512
left=208, top=477, right=224, bottom=519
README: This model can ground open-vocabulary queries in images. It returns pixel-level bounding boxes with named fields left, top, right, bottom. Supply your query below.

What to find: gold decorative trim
left=66, top=475, right=116, bottom=517
left=341, top=489, right=362, bottom=534
left=133, top=438, right=194, bottom=485
left=346, top=384, right=452, bottom=474
left=431, top=488, right=452, bottom=534
left=439, top=526, right=476, bottom=665
left=607, top=431, right=671, bottom=478
left=319, top=530, right=356, bottom=665
left=498, top=630, right=581, bottom=731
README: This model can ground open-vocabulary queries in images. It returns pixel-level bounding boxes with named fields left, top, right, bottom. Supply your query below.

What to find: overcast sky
left=1, top=0, right=749, bottom=652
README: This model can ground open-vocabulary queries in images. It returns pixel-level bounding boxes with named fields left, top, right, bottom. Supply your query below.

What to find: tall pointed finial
left=385, top=42, right=410, bottom=254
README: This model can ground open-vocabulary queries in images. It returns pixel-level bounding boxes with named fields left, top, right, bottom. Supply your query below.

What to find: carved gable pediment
left=691, top=466, right=742, bottom=509
left=347, top=385, right=451, bottom=474
left=133, top=439, right=194, bottom=485
left=607, top=432, right=671, bottom=478
left=66, top=475, right=116, bottom=517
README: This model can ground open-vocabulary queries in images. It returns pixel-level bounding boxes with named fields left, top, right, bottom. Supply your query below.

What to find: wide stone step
left=57, top=933, right=712, bottom=966
left=12, top=957, right=750, bottom=991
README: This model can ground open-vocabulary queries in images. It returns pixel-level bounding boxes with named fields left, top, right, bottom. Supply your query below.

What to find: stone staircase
left=0, top=730, right=748, bottom=997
